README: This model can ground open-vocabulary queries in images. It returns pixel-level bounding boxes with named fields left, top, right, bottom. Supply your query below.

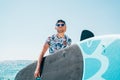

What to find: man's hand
left=34, top=70, right=40, bottom=78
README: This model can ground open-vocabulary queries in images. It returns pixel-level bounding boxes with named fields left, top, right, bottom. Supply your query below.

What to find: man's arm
left=34, top=42, right=49, bottom=78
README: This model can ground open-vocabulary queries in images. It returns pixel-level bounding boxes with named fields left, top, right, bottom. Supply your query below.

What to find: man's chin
left=58, top=31, right=64, bottom=33
left=57, top=30, right=65, bottom=33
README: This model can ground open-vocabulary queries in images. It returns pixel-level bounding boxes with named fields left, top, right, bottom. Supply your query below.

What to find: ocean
left=0, top=60, right=34, bottom=80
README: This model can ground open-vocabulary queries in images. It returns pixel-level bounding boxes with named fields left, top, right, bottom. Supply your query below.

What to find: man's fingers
left=34, top=72, right=38, bottom=78
left=38, top=73, right=40, bottom=77
left=34, top=73, right=40, bottom=78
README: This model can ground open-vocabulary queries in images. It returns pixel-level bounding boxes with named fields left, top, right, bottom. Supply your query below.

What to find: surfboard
left=15, top=35, right=120, bottom=80
left=80, top=30, right=94, bottom=41
left=78, top=35, right=120, bottom=80
left=15, top=44, right=83, bottom=80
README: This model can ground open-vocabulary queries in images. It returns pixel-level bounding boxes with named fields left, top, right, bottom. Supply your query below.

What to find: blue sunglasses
left=56, top=24, right=65, bottom=27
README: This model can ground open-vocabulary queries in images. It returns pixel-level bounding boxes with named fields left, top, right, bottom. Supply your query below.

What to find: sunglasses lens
left=58, top=24, right=60, bottom=26
left=56, top=24, right=60, bottom=26
left=61, top=24, right=64, bottom=26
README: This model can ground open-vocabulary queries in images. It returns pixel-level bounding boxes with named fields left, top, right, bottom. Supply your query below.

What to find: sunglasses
left=56, top=24, right=65, bottom=27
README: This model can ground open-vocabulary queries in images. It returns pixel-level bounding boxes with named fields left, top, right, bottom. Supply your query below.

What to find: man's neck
left=57, top=33, right=65, bottom=38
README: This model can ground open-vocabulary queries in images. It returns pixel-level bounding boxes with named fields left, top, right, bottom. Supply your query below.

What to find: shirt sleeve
left=46, top=36, right=51, bottom=45
left=67, top=37, right=72, bottom=46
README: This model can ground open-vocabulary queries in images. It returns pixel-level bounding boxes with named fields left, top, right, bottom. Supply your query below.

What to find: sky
left=0, top=0, right=120, bottom=61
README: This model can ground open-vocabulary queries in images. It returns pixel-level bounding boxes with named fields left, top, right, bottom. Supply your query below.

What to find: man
left=34, top=19, right=72, bottom=78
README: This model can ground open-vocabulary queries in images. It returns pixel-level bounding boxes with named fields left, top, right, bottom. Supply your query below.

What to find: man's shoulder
left=47, top=34, right=56, bottom=40
left=47, top=34, right=55, bottom=37
left=50, top=34, right=56, bottom=38
left=65, top=34, right=71, bottom=39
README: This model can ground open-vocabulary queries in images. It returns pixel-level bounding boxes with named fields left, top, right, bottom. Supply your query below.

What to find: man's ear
left=65, top=26, right=67, bottom=32
left=55, top=27, right=57, bottom=30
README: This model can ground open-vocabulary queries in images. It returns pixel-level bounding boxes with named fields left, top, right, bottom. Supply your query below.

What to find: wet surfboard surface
left=78, top=35, right=120, bottom=80
left=15, top=44, right=83, bottom=80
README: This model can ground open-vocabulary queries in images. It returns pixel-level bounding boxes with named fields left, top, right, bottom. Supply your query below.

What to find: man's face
left=55, top=22, right=66, bottom=33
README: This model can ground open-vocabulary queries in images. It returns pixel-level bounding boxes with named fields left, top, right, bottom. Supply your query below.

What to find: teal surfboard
left=79, top=35, right=120, bottom=80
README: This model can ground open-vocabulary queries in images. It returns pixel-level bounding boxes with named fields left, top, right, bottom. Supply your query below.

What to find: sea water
left=0, top=60, right=33, bottom=80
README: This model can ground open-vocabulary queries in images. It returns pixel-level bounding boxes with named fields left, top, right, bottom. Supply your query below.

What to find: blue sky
left=0, top=0, right=120, bottom=60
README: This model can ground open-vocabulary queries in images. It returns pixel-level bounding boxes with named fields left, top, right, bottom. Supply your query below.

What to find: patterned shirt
left=46, top=34, right=72, bottom=54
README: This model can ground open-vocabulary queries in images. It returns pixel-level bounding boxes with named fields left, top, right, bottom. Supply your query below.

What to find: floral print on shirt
left=46, top=34, right=72, bottom=54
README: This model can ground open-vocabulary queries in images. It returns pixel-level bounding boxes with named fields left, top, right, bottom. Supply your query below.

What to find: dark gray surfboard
left=15, top=44, right=83, bottom=80
left=80, top=30, right=94, bottom=41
